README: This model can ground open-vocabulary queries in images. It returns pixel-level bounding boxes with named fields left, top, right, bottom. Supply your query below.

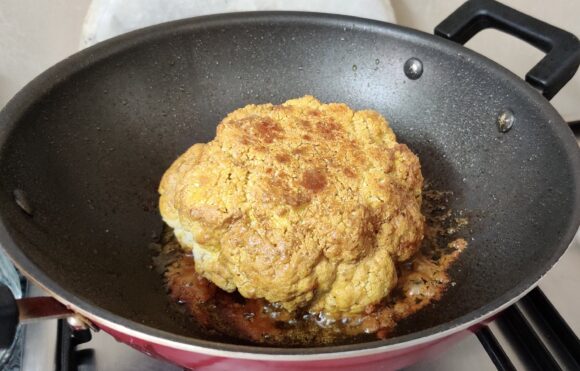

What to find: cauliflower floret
left=159, top=96, right=424, bottom=314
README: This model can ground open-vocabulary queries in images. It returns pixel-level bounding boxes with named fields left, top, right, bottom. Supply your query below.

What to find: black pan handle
left=435, top=0, right=580, bottom=100
left=0, top=282, right=18, bottom=349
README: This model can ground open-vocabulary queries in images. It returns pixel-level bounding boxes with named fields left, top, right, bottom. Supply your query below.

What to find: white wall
left=1, top=0, right=579, bottom=120
left=0, top=0, right=91, bottom=105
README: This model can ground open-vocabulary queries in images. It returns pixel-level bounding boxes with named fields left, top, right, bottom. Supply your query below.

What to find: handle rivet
left=497, top=108, right=515, bottom=133
left=67, top=314, right=98, bottom=332
left=404, top=58, right=423, bottom=80
left=13, top=189, right=33, bottom=216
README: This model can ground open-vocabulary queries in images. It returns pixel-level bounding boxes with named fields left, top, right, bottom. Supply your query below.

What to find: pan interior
left=0, top=13, right=578, bottom=351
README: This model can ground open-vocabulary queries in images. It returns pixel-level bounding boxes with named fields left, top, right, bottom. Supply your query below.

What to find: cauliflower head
left=159, top=96, right=424, bottom=314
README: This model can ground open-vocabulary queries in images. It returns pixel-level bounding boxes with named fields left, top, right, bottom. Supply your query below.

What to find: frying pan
left=0, top=0, right=579, bottom=369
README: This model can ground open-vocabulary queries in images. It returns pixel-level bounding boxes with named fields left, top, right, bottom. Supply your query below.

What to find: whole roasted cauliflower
left=159, top=96, right=424, bottom=315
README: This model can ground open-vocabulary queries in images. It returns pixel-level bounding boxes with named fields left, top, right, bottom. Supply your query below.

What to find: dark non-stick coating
left=0, top=13, right=579, bottom=354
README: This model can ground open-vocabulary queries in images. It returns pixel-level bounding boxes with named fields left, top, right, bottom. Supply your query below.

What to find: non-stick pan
left=0, top=0, right=579, bottom=369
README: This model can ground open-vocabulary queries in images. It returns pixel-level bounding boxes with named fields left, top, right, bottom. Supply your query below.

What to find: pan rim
left=1, top=11, right=579, bottom=358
